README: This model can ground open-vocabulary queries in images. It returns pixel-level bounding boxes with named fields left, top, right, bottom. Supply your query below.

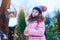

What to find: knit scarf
left=31, top=16, right=38, bottom=22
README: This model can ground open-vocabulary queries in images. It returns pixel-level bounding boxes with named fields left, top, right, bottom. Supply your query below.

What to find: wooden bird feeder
left=6, top=9, right=17, bottom=18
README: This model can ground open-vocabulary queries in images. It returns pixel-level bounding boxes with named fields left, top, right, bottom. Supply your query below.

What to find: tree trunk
left=20, top=33, right=25, bottom=40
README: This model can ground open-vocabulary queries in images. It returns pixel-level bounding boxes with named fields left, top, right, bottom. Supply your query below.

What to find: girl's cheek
left=35, top=13, right=38, bottom=16
left=34, top=13, right=38, bottom=16
left=32, top=13, right=36, bottom=16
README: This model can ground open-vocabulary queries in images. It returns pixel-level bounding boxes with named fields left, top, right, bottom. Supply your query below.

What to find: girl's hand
left=24, top=30, right=28, bottom=34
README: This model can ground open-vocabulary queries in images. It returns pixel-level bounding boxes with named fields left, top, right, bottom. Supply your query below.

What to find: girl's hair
left=28, top=13, right=44, bottom=23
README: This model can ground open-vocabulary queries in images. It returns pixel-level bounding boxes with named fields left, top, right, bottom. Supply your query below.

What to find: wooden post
left=0, top=0, right=10, bottom=35
left=0, top=0, right=16, bottom=40
left=1, top=0, right=10, bottom=9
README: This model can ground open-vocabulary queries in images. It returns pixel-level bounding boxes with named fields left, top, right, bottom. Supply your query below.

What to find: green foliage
left=45, top=16, right=58, bottom=40
left=45, top=15, right=50, bottom=26
left=55, top=10, right=60, bottom=31
left=46, top=24, right=58, bottom=40
left=45, top=11, right=60, bottom=40
left=55, top=10, right=60, bottom=18
left=17, top=8, right=26, bottom=40
left=54, top=10, right=60, bottom=39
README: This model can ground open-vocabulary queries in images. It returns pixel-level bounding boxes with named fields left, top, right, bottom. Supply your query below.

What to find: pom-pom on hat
left=40, top=6, right=47, bottom=12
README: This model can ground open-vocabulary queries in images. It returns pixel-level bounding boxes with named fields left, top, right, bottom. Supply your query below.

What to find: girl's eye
left=35, top=11, right=39, bottom=13
left=36, top=12, right=38, bottom=13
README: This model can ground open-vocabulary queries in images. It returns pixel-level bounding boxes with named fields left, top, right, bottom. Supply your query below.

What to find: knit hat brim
left=32, top=7, right=42, bottom=14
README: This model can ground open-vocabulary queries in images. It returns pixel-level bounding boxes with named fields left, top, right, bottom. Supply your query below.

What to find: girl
left=24, top=6, right=46, bottom=40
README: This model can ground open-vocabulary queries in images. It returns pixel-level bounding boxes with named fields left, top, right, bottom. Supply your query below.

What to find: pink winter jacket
left=24, top=21, right=46, bottom=40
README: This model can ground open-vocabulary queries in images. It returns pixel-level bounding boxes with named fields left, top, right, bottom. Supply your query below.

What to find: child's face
left=32, top=10, right=39, bottom=17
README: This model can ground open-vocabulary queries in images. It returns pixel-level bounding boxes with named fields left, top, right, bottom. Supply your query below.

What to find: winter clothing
left=24, top=21, right=46, bottom=40
left=31, top=16, right=38, bottom=22
left=32, top=7, right=42, bottom=14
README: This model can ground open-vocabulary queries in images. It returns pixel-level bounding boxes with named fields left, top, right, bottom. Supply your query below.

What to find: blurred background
left=0, top=0, right=60, bottom=40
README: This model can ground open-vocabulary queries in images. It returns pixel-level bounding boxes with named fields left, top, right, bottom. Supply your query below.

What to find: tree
left=55, top=10, right=60, bottom=40
left=45, top=14, right=50, bottom=26
left=46, top=24, right=58, bottom=40
left=45, top=13, right=58, bottom=40
left=17, top=8, right=26, bottom=40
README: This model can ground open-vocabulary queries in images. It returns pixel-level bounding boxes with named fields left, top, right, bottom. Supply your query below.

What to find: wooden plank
left=1, top=0, right=10, bottom=9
